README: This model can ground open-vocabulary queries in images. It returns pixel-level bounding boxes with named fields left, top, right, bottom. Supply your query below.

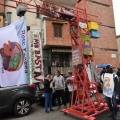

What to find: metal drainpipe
left=40, top=15, right=44, bottom=44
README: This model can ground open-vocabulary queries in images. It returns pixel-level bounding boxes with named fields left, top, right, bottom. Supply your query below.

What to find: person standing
left=66, top=70, right=77, bottom=107
left=101, top=66, right=118, bottom=120
left=44, top=74, right=54, bottom=113
left=56, top=60, right=61, bottom=67
left=114, top=70, right=120, bottom=111
left=53, top=70, right=67, bottom=109
left=100, top=68, right=106, bottom=76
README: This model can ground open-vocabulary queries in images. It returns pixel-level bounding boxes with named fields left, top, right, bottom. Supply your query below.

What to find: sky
left=112, top=0, right=120, bottom=35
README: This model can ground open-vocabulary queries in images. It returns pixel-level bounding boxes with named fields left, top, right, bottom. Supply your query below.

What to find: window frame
left=53, top=24, right=63, bottom=38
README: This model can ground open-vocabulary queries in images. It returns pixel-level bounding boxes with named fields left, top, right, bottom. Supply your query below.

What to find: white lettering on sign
left=30, top=30, right=44, bottom=82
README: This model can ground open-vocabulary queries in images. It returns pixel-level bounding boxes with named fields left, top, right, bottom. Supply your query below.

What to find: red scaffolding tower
left=0, top=0, right=108, bottom=119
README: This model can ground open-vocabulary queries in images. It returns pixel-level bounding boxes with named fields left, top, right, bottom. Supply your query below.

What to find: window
left=53, top=24, right=62, bottom=37
left=7, top=12, right=12, bottom=25
left=36, top=5, right=40, bottom=18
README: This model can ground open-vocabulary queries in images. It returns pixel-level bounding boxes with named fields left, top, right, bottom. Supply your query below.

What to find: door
left=0, top=85, right=21, bottom=112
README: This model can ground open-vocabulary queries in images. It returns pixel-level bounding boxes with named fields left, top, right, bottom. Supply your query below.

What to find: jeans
left=44, top=93, right=53, bottom=111
left=55, top=90, right=66, bottom=106
left=105, top=95, right=117, bottom=115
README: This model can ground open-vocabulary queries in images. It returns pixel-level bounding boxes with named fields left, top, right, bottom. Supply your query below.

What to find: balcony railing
left=50, top=66, right=73, bottom=75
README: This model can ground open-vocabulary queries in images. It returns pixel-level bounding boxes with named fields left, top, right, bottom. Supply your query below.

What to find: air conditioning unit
left=16, top=4, right=27, bottom=16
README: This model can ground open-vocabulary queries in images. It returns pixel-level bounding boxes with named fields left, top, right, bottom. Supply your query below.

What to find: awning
left=52, top=48, right=71, bottom=52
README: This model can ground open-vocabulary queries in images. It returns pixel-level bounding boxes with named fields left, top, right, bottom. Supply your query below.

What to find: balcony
left=50, top=66, right=73, bottom=75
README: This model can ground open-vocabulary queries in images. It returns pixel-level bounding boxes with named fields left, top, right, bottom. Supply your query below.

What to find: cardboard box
left=90, top=30, right=100, bottom=38
left=81, top=34, right=90, bottom=42
left=88, top=22, right=98, bottom=31
left=82, top=44, right=93, bottom=55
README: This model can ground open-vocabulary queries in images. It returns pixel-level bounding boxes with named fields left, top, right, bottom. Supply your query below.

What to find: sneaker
left=50, top=109, right=55, bottom=111
left=45, top=111, right=49, bottom=113
left=112, top=115, right=118, bottom=120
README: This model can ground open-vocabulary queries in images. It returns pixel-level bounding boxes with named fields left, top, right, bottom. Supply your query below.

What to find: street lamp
left=16, top=4, right=27, bottom=17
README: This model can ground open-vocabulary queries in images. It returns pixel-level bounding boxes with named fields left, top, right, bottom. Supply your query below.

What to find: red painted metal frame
left=0, top=0, right=108, bottom=119
left=62, top=1, right=108, bottom=120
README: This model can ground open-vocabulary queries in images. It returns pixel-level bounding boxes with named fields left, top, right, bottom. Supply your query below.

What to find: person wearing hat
left=66, top=70, right=77, bottom=107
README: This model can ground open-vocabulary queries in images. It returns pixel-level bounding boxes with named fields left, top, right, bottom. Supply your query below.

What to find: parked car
left=37, top=82, right=70, bottom=106
left=0, top=84, right=37, bottom=117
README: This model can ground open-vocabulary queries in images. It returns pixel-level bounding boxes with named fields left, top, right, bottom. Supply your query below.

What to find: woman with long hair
left=44, top=74, right=54, bottom=113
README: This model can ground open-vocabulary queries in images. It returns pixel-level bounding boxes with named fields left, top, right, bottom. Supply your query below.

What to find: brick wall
left=45, top=20, right=71, bottom=47
left=0, top=0, right=4, bottom=28
left=92, top=0, right=113, bottom=6
left=86, top=1, right=115, bottom=27
left=93, top=50, right=119, bottom=67
left=86, top=0, right=118, bottom=67
left=45, top=0, right=119, bottom=67
left=0, top=0, right=4, bottom=13
left=91, top=26, right=117, bottom=49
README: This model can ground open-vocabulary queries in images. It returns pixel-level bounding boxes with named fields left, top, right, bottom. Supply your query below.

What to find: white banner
left=103, top=73, right=114, bottom=98
left=29, top=30, right=44, bottom=83
left=0, top=18, right=29, bottom=87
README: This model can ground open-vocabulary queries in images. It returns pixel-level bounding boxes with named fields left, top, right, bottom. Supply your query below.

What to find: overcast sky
left=112, top=0, right=120, bottom=35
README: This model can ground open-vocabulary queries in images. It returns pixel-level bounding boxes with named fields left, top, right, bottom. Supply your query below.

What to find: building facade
left=42, top=18, right=72, bottom=75
left=0, top=0, right=5, bottom=28
left=86, top=0, right=118, bottom=67
left=42, top=0, right=119, bottom=76
left=2, top=0, right=118, bottom=76
left=5, top=1, right=42, bottom=30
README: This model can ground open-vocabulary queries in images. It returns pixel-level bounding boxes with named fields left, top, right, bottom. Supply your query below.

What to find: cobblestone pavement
left=0, top=100, right=120, bottom=120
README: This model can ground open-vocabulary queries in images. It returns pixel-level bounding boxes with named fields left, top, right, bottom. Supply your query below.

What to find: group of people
left=43, top=70, right=76, bottom=113
left=100, top=65, right=120, bottom=120
left=52, top=60, right=66, bottom=67
left=43, top=64, right=120, bottom=120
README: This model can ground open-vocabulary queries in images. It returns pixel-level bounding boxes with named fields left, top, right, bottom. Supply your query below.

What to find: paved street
left=1, top=102, right=120, bottom=120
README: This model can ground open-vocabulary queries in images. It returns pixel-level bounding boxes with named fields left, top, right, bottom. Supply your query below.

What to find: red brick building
left=0, top=0, right=5, bottom=28
left=42, top=18, right=72, bottom=75
left=86, top=0, right=118, bottom=67
left=42, top=0, right=118, bottom=75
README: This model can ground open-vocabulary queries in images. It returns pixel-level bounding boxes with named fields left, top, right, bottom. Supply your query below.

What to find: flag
left=0, top=18, right=29, bottom=87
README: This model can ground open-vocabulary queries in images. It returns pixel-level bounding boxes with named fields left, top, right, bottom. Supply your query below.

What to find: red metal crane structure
left=0, top=0, right=108, bottom=119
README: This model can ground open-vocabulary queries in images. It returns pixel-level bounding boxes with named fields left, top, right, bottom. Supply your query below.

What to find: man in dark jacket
left=109, top=70, right=120, bottom=120
left=114, top=70, right=120, bottom=108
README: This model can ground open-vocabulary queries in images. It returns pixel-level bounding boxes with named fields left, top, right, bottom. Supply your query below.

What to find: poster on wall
left=72, top=48, right=82, bottom=65
left=29, top=30, right=44, bottom=83
left=0, top=18, right=29, bottom=87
